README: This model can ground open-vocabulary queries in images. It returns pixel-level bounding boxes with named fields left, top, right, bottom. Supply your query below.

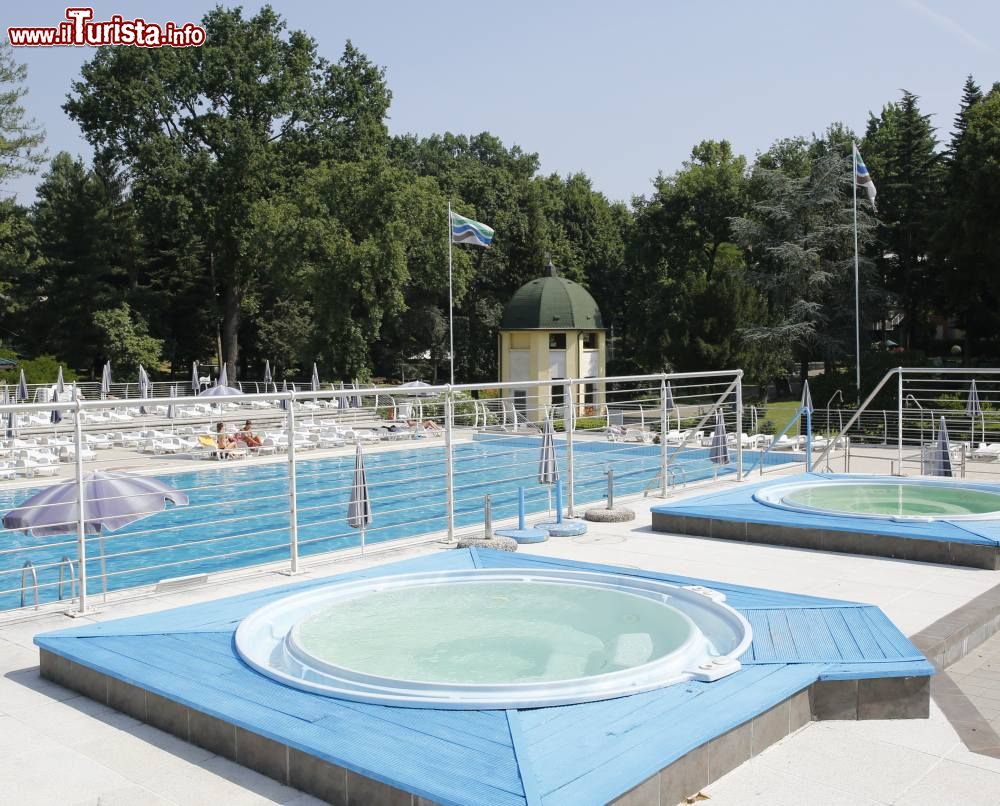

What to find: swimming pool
left=754, top=476, right=1000, bottom=521
left=0, top=437, right=797, bottom=610
left=235, top=567, right=752, bottom=708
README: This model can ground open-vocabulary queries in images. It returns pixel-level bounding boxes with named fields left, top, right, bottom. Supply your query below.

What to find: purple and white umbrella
left=218, top=363, right=229, bottom=388
left=3, top=471, right=189, bottom=594
left=198, top=384, right=243, bottom=398
left=347, top=443, right=372, bottom=556
left=709, top=409, right=730, bottom=466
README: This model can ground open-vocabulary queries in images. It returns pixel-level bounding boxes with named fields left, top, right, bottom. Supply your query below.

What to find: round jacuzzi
left=754, top=476, right=1000, bottom=522
left=235, top=568, right=752, bottom=709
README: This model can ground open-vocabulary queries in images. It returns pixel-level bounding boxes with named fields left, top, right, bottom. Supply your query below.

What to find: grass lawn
left=757, top=400, right=802, bottom=435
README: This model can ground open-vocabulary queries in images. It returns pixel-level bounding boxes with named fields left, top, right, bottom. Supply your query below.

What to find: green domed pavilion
left=498, top=263, right=606, bottom=420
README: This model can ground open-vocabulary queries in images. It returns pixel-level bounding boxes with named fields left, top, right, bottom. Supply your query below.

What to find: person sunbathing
left=407, top=419, right=442, bottom=431
left=237, top=419, right=262, bottom=447
left=215, top=421, right=238, bottom=454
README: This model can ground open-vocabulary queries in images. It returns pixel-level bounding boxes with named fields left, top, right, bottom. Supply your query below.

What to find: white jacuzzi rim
left=753, top=475, right=1000, bottom=522
left=234, top=568, right=753, bottom=710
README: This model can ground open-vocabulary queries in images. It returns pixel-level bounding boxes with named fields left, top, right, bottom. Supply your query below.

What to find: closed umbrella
left=3, top=471, right=189, bottom=596
left=55, top=366, right=65, bottom=398
left=219, top=363, right=229, bottom=388
left=191, top=361, right=200, bottom=395
left=166, top=384, right=177, bottom=420
left=263, top=360, right=272, bottom=389
left=4, top=387, right=14, bottom=439
left=352, top=381, right=362, bottom=409
left=280, top=379, right=290, bottom=411
left=538, top=417, right=559, bottom=515
left=336, top=381, right=346, bottom=410
left=137, top=365, right=150, bottom=415
left=663, top=380, right=675, bottom=431
left=347, top=443, right=372, bottom=556
left=800, top=379, right=814, bottom=437
left=709, top=409, right=730, bottom=465
left=16, top=369, right=27, bottom=403
left=311, top=363, right=320, bottom=395
left=100, top=362, right=112, bottom=399
left=929, top=416, right=954, bottom=478
left=967, top=380, right=983, bottom=446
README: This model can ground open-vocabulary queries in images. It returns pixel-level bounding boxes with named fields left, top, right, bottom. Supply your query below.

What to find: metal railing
left=1, top=369, right=793, bottom=616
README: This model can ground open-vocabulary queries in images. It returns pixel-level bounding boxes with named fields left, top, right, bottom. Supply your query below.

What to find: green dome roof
left=500, top=269, right=604, bottom=331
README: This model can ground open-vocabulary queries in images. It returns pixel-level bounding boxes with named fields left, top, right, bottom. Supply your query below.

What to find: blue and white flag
left=451, top=212, right=494, bottom=247
left=854, top=144, right=877, bottom=208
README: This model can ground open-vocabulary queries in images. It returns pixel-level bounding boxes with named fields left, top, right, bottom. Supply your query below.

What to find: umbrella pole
left=100, top=534, right=108, bottom=601
left=361, top=525, right=366, bottom=558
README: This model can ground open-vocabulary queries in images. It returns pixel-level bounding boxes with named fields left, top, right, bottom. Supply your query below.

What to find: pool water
left=783, top=482, right=1000, bottom=518
left=0, top=436, right=795, bottom=609
left=292, top=580, right=693, bottom=685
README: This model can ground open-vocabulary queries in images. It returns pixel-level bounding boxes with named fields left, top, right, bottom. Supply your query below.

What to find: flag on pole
left=854, top=144, right=877, bottom=207
left=450, top=212, right=494, bottom=247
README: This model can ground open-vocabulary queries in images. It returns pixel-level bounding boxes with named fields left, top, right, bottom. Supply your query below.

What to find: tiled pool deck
left=3, top=466, right=1000, bottom=805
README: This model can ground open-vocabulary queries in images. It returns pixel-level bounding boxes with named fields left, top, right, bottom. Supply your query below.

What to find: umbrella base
left=535, top=519, right=588, bottom=537
left=584, top=507, right=635, bottom=523
left=495, top=527, right=549, bottom=544
left=454, top=536, right=518, bottom=552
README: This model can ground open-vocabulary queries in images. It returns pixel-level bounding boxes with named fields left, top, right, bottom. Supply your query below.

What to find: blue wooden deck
left=651, top=472, right=1000, bottom=546
left=36, top=549, right=932, bottom=806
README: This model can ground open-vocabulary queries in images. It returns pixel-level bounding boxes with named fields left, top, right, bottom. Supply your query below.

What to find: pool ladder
left=19, top=556, right=78, bottom=610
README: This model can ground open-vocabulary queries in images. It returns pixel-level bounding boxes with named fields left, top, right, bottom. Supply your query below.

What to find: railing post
left=735, top=372, right=744, bottom=482
left=565, top=381, right=576, bottom=517
left=445, top=388, right=455, bottom=540
left=286, top=389, right=299, bottom=574
left=659, top=377, right=668, bottom=497
left=73, top=396, right=88, bottom=614
left=897, top=368, right=904, bottom=474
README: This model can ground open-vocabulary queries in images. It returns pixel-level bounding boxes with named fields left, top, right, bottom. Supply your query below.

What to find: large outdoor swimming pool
left=0, top=436, right=798, bottom=609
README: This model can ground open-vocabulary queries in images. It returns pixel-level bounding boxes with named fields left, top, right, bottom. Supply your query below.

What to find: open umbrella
left=347, top=443, right=372, bottom=556
left=191, top=361, right=200, bottom=395
left=709, top=409, right=730, bottom=466
left=967, top=380, right=983, bottom=446
left=100, top=362, right=112, bottom=399
left=398, top=380, right=435, bottom=397
left=538, top=417, right=560, bottom=514
left=197, top=384, right=243, bottom=398
left=219, top=363, right=229, bottom=388
left=16, top=369, right=27, bottom=403
left=3, top=471, right=189, bottom=596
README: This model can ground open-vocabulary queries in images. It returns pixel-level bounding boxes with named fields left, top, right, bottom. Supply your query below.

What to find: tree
left=732, top=147, right=877, bottom=390
left=0, top=43, right=45, bottom=188
left=627, top=140, right=758, bottom=374
left=93, top=303, right=162, bottom=376
left=65, top=6, right=392, bottom=380
left=863, top=92, right=943, bottom=351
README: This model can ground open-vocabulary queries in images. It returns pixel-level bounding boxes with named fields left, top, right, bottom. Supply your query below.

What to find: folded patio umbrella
left=191, top=361, right=200, bottom=395
left=967, top=380, right=983, bottom=445
left=347, top=443, right=373, bottom=556
left=710, top=409, right=730, bottom=465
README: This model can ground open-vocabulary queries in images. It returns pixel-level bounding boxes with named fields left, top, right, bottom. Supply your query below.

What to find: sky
left=5, top=0, right=1000, bottom=205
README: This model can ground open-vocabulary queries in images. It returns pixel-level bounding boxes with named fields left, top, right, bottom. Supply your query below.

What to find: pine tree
left=0, top=43, right=45, bottom=189
left=948, top=75, right=983, bottom=157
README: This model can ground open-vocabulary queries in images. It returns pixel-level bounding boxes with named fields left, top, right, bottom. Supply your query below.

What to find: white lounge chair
left=16, top=455, right=59, bottom=477
left=58, top=445, right=96, bottom=463
left=0, top=461, right=16, bottom=480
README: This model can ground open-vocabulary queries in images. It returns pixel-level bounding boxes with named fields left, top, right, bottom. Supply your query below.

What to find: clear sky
left=6, top=0, right=1000, bottom=204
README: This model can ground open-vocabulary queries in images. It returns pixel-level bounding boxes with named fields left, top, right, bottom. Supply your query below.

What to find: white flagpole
left=448, top=201, right=455, bottom=386
left=852, top=143, right=861, bottom=404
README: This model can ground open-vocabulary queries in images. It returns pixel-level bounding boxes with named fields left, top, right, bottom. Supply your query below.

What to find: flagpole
left=448, top=201, right=455, bottom=386
left=852, top=143, right=861, bottom=404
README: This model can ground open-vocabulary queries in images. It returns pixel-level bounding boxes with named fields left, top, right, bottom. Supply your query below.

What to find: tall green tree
left=0, top=43, right=44, bottom=189
left=65, top=6, right=392, bottom=379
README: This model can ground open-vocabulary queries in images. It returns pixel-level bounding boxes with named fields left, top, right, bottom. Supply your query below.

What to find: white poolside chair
left=58, top=445, right=97, bottom=463
left=0, top=461, right=16, bottom=479
left=16, top=455, right=59, bottom=477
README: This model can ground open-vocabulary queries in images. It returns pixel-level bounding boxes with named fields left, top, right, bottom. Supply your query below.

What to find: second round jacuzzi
left=235, top=568, right=752, bottom=709
left=754, top=476, right=1000, bottom=522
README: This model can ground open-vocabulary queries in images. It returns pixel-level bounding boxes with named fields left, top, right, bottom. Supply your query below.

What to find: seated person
left=236, top=419, right=262, bottom=447
left=215, top=421, right=238, bottom=455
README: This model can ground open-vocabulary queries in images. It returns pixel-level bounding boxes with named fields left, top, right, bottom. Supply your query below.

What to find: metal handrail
left=57, top=556, right=77, bottom=601
left=20, top=560, right=38, bottom=609
left=758, top=405, right=807, bottom=475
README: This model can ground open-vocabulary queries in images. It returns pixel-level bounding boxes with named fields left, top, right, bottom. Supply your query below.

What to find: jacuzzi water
left=235, top=568, right=753, bottom=709
left=754, top=476, right=1000, bottom=521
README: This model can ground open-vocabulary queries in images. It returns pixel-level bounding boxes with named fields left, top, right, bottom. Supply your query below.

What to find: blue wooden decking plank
left=785, top=608, right=840, bottom=660
left=861, top=607, right=925, bottom=660
left=821, top=609, right=867, bottom=662
left=506, top=710, right=543, bottom=806
left=837, top=608, right=889, bottom=661
left=819, top=659, right=935, bottom=679
left=538, top=665, right=824, bottom=805
left=743, top=610, right=778, bottom=662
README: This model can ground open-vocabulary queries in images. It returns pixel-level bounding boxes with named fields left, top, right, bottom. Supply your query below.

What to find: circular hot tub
left=235, top=568, right=752, bottom=709
left=754, top=476, right=1000, bottom=522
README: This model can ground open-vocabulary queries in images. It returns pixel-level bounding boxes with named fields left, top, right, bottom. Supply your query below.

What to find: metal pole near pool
left=445, top=389, right=455, bottom=541
left=286, top=387, right=300, bottom=574
left=565, top=381, right=575, bottom=517
left=659, top=377, right=668, bottom=497
left=735, top=372, right=744, bottom=482
left=897, top=368, right=904, bottom=474
left=73, top=395, right=88, bottom=615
